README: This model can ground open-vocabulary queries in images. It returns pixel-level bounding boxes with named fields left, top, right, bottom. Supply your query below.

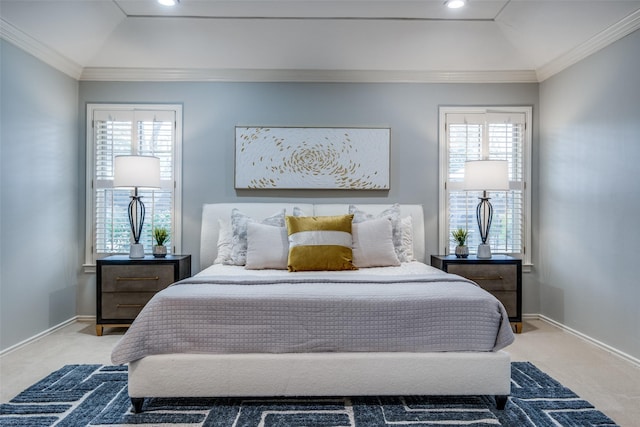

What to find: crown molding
left=0, top=18, right=82, bottom=80
left=536, top=8, right=640, bottom=82
left=80, top=67, right=539, bottom=83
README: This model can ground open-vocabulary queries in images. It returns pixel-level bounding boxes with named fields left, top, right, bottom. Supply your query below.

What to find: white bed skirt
left=128, top=351, right=511, bottom=400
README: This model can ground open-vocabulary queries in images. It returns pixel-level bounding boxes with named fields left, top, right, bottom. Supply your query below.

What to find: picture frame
left=235, top=127, right=390, bottom=190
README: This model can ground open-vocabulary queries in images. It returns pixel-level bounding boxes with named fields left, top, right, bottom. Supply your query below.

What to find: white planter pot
left=455, top=245, right=469, bottom=258
left=153, top=245, right=167, bottom=258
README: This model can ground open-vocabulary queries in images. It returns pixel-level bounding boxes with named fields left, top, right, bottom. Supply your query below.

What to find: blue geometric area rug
left=0, top=362, right=617, bottom=426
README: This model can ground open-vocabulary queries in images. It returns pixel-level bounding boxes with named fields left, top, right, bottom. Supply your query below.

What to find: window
left=85, top=104, right=182, bottom=265
left=438, top=107, right=531, bottom=265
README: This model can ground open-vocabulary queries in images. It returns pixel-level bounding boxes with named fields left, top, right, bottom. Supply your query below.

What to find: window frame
left=438, top=106, right=532, bottom=266
left=84, top=103, right=183, bottom=268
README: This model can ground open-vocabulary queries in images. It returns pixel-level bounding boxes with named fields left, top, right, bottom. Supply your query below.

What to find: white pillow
left=351, top=217, right=400, bottom=268
left=245, top=223, right=289, bottom=270
left=213, top=219, right=233, bottom=264
left=230, top=209, right=286, bottom=265
left=349, top=203, right=409, bottom=262
left=400, top=215, right=415, bottom=262
left=292, top=206, right=308, bottom=216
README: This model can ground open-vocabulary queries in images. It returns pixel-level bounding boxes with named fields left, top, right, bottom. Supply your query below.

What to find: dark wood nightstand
left=431, top=254, right=522, bottom=333
left=96, top=254, right=191, bottom=336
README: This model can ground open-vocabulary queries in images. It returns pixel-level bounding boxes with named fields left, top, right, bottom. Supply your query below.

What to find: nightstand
left=430, top=254, right=522, bottom=333
left=96, top=254, right=191, bottom=336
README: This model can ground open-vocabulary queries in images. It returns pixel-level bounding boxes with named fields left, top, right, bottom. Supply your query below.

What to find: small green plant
left=451, top=228, right=468, bottom=246
left=153, top=227, right=169, bottom=246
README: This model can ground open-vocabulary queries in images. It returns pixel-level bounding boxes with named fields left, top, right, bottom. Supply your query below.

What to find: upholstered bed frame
left=127, top=203, right=511, bottom=412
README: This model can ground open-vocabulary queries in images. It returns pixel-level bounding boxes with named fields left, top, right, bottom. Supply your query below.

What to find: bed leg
left=131, top=397, right=144, bottom=413
left=495, top=395, right=508, bottom=410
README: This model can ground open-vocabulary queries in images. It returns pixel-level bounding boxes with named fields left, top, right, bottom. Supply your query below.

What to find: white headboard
left=200, top=203, right=425, bottom=271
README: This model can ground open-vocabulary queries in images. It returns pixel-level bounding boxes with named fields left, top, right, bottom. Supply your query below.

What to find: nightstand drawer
left=96, top=255, right=191, bottom=336
left=430, top=254, right=522, bottom=332
left=101, top=264, right=175, bottom=292
left=490, top=291, right=518, bottom=317
left=446, top=264, right=517, bottom=292
left=101, top=292, right=155, bottom=319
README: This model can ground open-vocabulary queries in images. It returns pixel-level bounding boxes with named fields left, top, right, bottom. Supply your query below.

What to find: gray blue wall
left=76, top=81, right=540, bottom=322
left=1, top=40, right=80, bottom=350
left=538, top=29, right=640, bottom=359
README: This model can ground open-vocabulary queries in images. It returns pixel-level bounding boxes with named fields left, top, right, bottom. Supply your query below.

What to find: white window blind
left=86, top=105, right=182, bottom=263
left=439, top=108, right=531, bottom=263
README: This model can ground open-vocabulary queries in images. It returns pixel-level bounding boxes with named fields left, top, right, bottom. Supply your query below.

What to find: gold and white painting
left=235, top=127, right=390, bottom=190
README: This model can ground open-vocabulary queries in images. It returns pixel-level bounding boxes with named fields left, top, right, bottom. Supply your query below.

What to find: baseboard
left=523, top=313, right=640, bottom=368
left=0, top=316, right=84, bottom=357
left=76, top=315, right=97, bottom=323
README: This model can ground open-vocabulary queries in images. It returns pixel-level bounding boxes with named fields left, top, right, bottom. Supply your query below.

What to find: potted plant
left=152, top=227, right=169, bottom=258
left=451, top=228, right=469, bottom=258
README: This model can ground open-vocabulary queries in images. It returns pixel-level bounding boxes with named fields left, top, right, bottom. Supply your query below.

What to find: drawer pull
left=117, top=304, right=145, bottom=309
left=116, top=276, right=160, bottom=282
left=469, top=275, right=503, bottom=281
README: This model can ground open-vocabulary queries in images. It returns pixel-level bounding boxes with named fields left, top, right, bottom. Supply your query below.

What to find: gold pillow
left=286, top=214, right=357, bottom=272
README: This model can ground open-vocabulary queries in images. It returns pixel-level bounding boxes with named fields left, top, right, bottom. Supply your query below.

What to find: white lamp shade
left=463, top=160, right=509, bottom=191
left=113, top=155, right=161, bottom=188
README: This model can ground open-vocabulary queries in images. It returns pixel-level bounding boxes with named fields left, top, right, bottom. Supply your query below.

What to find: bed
left=111, top=203, right=515, bottom=413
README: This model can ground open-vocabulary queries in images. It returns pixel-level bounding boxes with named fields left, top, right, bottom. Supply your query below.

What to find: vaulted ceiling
left=1, top=0, right=639, bottom=82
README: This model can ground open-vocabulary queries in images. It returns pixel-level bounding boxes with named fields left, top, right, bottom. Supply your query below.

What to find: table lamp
left=114, top=155, right=161, bottom=258
left=463, top=160, right=509, bottom=259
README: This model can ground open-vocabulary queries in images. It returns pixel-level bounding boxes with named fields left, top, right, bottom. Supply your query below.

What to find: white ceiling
left=1, top=0, right=639, bottom=82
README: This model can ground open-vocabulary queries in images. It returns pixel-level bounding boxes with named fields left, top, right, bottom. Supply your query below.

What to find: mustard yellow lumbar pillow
left=286, top=214, right=357, bottom=272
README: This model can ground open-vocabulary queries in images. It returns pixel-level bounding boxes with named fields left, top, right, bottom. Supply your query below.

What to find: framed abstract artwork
left=235, top=127, right=390, bottom=190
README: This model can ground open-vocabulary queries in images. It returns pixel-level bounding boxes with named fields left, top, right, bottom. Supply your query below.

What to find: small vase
left=455, top=245, right=469, bottom=258
left=153, top=245, right=167, bottom=258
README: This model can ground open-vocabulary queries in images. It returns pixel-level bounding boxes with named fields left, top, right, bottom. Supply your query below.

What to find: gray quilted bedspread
left=111, top=264, right=514, bottom=364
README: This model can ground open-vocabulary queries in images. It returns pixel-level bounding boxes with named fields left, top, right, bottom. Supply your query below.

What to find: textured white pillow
left=292, top=206, right=308, bottom=216
left=213, top=219, right=233, bottom=264
left=349, top=203, right=409, bottom=262
left=245, top=222, right=289, bottom=270
left=400, top=215, right=415, bottom=262
left=352, top=217, right=400, bottom=268
left=230, top=209, right=286, bottom=265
